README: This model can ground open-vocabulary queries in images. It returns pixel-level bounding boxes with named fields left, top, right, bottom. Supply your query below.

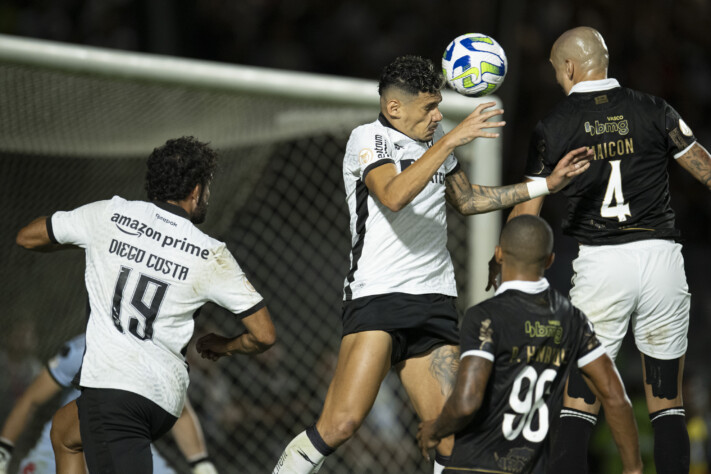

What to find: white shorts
left=569, top=239, right=690, bottom=360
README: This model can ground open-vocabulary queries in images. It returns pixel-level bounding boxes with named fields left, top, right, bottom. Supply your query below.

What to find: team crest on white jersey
left=359, top=148, right=374, bottom=165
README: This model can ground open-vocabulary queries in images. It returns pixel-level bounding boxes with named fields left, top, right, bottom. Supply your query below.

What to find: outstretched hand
left=546, top=146, right=593, bottom=193
left=485, top=254, right=501, bottom=292
left=416, top=420, right=441, bottom=462
left=446, top=102, right=506, bottom=148
left=196, top=333, right=234, bottom=361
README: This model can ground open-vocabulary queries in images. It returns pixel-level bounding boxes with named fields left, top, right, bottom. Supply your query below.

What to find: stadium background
left=1, top=0, right=710, bottom=473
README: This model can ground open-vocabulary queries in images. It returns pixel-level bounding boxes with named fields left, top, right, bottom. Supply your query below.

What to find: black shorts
left=77, top=388, right=178, bottom=474
left=342, top=292, right=459, bottom=366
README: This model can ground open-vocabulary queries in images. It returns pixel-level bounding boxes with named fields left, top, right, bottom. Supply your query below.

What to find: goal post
left=0, top=33, right=502, bottom=472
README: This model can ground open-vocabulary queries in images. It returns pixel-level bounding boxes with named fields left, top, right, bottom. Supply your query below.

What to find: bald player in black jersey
left=489, top=27, right=711, bottom=473
left=419, top=215, right=642, bottom=474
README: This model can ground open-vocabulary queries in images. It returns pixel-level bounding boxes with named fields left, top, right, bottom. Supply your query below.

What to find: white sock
left=273, top=431, right=326, bottom=474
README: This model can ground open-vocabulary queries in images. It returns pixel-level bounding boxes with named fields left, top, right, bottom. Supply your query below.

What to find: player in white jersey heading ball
left=15, top=136, right=276, bottom=473
left=273, top=55, right=593, bottom=474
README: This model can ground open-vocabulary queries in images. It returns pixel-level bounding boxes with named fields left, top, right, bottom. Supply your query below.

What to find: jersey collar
left=495, top=278, right=550, bottom=296
left=152, top=200, right=190, bottom=220
left=568, top=78, right=620, bottom=96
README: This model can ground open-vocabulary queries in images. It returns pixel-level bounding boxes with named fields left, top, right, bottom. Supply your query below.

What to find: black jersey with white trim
left=524, top=79, right=696, bottom=245
left=447, top=279, right=604, bottom=473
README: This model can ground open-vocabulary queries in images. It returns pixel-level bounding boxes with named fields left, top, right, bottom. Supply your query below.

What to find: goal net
left=0, top=34, right=502, bottom=473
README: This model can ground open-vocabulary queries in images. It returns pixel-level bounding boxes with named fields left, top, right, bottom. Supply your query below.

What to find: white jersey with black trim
left=49, top=196, right=264, bottom=417
left=342, top=115, right=459, bottom=300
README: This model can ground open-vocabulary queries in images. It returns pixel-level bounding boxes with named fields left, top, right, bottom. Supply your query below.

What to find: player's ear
left=565, top=59, right=574, bottom=81
left=545, top=252, right=555, bottom=269
left=189, top=184, right=201, bottom=202
left=494, top=245, right=503, bottom=264
left=386, top=98, right=402, bottom=119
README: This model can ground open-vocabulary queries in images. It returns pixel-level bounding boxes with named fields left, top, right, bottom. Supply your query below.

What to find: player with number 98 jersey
left=446, top=279, right=605, bottom=473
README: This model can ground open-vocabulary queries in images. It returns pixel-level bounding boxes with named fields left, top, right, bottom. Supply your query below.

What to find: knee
left=318, top=415, right=363, bottom=446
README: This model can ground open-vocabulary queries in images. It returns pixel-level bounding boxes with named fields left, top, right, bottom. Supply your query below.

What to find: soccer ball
left=442, top=33, right=507, bottom=97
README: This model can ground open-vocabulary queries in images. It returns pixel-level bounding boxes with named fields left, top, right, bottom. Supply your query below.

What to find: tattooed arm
left=676, top=142, right=711, bottom=191
left=446, top=146, right=592, bottom=216
left=445, top=170, right=531, bottom=215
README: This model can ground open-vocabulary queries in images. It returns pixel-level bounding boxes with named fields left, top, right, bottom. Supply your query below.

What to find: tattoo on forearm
left=430, top=345, right=460, bottom=397
left=682, top=146, right=711, bottom=189
left=445, top=170, right=530, bottom=214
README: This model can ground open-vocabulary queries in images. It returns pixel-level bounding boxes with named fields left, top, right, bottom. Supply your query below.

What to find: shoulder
left=347, top=120, right=389, bottom=144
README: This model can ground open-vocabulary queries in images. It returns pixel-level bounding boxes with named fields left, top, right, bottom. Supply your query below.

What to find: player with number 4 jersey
left=490, top=27, right=711, bottom=474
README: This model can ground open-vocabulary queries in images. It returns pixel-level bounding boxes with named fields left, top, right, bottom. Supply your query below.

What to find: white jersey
left=19, top=334, right=176, bottom=474
left=49, top=197, right=264, bottom=417
left=342, top=115, right=459, bottom=300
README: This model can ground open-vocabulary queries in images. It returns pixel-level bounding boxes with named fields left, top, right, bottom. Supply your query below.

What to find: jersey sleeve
left=348, top=126, right=395, bottom=181
left=48, top=200, right=110, bottom=247
left=460, top=305, right=497, bottom=362
left=663, top=102, right=697, bottom=158
left=574, top=310, right=606, bottom=368
left=523, top=121, right=555, bottom=179
left=46, top=334, right=86, bottom=388
left=206, top=245, right=265, bottom=318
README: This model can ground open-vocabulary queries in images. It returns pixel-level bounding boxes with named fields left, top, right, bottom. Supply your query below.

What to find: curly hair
left=145, top=136, right=218, bottom=202
left=377, top=55, right=446, bottom=97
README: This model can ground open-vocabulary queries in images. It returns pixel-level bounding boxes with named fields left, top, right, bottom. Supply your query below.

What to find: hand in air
left=196, top=333, right=233, bottom=361
left=546, top=147, right=593, bottom=193
left=447, top=102, right=506, bottom=148
left=485, top=254, right=501, bottom=292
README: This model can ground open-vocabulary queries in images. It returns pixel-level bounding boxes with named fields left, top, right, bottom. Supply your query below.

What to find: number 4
left=600, top=160, right=631, bottom=222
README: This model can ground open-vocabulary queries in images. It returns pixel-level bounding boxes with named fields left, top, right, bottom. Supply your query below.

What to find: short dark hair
left=378, top=55, right=446, bottom=97
left=500, top=215, right=554, bottom=267
left=145, top=136, right=218, bottom=202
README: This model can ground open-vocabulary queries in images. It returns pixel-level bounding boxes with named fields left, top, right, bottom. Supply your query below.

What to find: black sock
left=306, top=425, right=335, bottom=457
left=650, top=407, right=689, bottom=474
left=434, top=452, right=451, bottom=466
left=548, top=408, right=596, bottom=474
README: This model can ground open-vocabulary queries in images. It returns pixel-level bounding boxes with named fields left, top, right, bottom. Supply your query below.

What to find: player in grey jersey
left=489, top=27, right=711, bottom=474
left=16, top=136, right=276, bottom=474
left=273, top=56, right=593, bottom=474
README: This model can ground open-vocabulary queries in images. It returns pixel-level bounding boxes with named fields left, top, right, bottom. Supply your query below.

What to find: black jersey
left=524, top=80, right=696, bottom=245
left=446, top=280, right=605, bottom=474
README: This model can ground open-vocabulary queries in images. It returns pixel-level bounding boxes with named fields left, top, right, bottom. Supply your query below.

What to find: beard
left=191, top=198, right=209, bottom=224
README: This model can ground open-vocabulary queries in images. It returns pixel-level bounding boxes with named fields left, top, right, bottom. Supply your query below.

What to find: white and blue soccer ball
left=442, top=33, right=507, bottom=97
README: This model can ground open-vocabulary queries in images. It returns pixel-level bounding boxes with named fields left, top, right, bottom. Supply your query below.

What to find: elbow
left=380, top=196, right=407, bottom=212
left=16, top=228, right=35, bottom=249
left=254, top=326, right=277, bottom=351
